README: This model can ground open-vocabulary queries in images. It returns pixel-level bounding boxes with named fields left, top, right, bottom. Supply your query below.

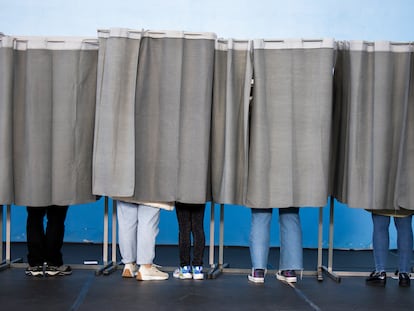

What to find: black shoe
left=366, top=271, right=386, bottom=287
left=25, top=265, right=44, bottom=277
left=248, top=268, right=265, bottom=283
left=45, top=265, right=72, bottom=276
left=399, top=273, right=411, bottom=287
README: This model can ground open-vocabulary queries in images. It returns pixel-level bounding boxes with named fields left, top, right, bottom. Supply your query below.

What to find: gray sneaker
left=45, top=265, right=72, bottom=276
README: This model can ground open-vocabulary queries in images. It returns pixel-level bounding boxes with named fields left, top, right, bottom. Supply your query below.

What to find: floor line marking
left=69, top=274, right=95, bottom=311
left=285, top=281, right=322, bottom=311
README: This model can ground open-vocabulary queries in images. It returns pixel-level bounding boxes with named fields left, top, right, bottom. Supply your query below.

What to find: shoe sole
left=44, top=270, right=72, bottom=276
left=193, top=274, right=204, bottom=280
left=136, top=272, right=169, bottom=281
left=25, top=271, right=44, bottom=277
left=248, top=275, right=264, bottom=283
left=276, top=274, right=297, bottom=283
left=179, top=273, right=193, bottom=279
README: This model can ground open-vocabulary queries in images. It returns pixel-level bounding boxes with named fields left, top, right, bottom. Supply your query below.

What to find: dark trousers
left=26, top=205, right=68, bottom=267
left=175, top=202, right=206, bottom=267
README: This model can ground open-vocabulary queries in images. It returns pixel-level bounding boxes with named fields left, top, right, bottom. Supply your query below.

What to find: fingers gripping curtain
left=0, top=35, right=14, bottom=204
left=211, top=39, right=252, bottom=205
left=13, top=37, right=99, bottom=206
left=246, top=39, right=335, bottom=208
left=332, top=41, right=413, bottom=210
left=93, top=29, right=216, bottom=203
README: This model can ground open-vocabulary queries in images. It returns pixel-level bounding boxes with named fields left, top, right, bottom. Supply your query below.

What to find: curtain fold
left=3, top=29, right=413, bottom=212
left=12, top=36, right=99, bottom=206
left=332, top=41, right=413, bottom=210
left=393, top=46, right=414, bottom=211
left=211, top=39, right=252, bottom=205
left=93, top=29, right=216, bottom=204
left=246, top=39, right=336, bottom=208
left=0, top=35, right=14, bottom=204
left=92, top=28, right=141, bottom=197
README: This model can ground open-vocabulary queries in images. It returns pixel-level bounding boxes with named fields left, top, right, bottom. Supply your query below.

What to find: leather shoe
left=399, top=273, right=411, bottom=287
left=366, top=271, right=386, bottom=287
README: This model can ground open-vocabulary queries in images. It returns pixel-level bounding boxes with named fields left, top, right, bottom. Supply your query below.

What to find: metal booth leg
left=96, top=197, right=114, bottom=275
left=317, top=206, right=324, bottom=281
left=103, top=199, right=120, bottom=275
left=208, top=203, right=228, bottom=279
left=0, top=205, right=3, bottom=267
left=318, top=197, right=341, bottom=283
left=0, top=205, right=23, bottom=272
left=207, top=202, right=217, bottom=278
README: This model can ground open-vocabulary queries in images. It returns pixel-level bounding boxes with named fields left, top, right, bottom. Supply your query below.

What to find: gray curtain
left=397, top=49, right=414, bottom=210
left=246, top=39, right=336, bottom=208
left=0, top=35, right=14, bottom=204
left=93, top=29, right=141, bottom=197
left=332, top=41, right=413, bottom=210
left=12, top=37, right=99, bottom=206
left=93, top=29, right=216, bottom=204
left=211, top=39, right=252, bottom=205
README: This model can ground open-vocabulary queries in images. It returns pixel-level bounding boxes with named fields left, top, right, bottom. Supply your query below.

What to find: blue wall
left=3, top=199, right=407, bottom=249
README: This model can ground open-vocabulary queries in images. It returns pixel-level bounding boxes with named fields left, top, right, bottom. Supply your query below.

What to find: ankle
left=141, top=264, right=152, bottom=269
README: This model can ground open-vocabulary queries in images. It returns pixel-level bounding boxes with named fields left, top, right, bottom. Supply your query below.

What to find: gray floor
left=1, top=243, right=413, bottom=311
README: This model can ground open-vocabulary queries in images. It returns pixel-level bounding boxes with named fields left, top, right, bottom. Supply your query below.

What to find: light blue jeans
left=117, top=201, right=160, bottom=265
left=372, top=213, right=413, bottom=273
left=249, top=207, right=303, bottom=271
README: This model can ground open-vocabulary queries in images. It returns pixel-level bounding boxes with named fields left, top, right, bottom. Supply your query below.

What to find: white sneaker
left=122, top=263, right=138, bottom=278
left=174, top=266, right=192, bottom=279
left=192, top=266, right=204, bottom=280
left=173, top=268, right=180, bottom=279
left=136, top=265, right=169, bottom=281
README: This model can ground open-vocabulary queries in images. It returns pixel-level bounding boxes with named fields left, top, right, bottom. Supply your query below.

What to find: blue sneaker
left=192, top=266, right=204, bottom=280
left=173, top=266, right=192, bottom=279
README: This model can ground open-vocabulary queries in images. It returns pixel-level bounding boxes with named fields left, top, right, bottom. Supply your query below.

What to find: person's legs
left=372, top=213, right=390, bottom=272
left=394, top=215, right=413, bottom=273
left=278, top=207, right=303, bottom=271
left=45, top=205, right=68, bottom=267
left=366, top=213, right=389, bottom=286
left=189, top=203, right=206, bottom=267
left=26, top=206, right=47, bottom=267
left=135, top=204, right=168, bottom=281
left=189, top=203, right=206, bottom=280
left=175, top=202, right=192, bottom=267
left=117, top=201, right=138, bottom=264
left=136, top=204, right=160, bottom=265
left=249, top=208, right=272, bottom=269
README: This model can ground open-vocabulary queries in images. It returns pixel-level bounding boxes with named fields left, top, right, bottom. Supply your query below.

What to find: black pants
left=175, top=203, right=206, bottom=267
left=26, top=205, right=68, bottom=267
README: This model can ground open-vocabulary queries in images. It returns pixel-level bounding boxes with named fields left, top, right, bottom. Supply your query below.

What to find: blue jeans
left=249, top=207, right=303, bottom=270
left=372, top=213, right=413, bottom=273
